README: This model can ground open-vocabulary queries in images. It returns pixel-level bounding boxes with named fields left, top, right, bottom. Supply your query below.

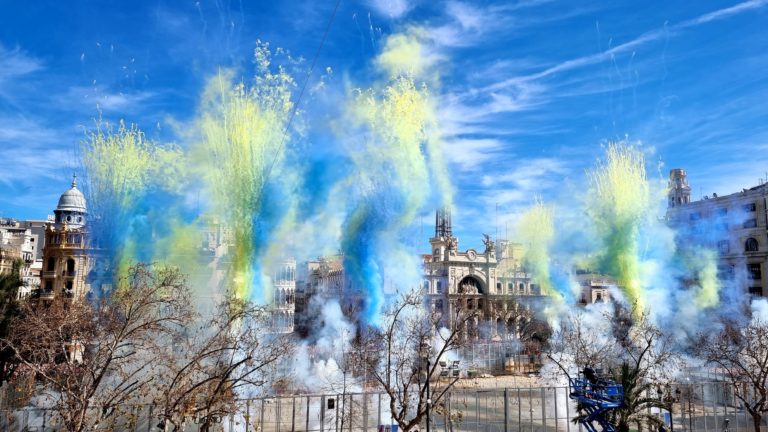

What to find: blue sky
left=1, top=0, right=767, bottom=249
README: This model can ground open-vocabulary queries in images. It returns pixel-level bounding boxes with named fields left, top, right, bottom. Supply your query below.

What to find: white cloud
left=443, top=138, right=504, bottom=171
left=445, top=1, right=483, bottom=32
left=0, top=117, right=58, bottom=143
left=482, top=0, right=768, bottom=93
left=57, top=86, right=156, bottom=113
left=482, top=157, right=568, bottom=189
left=367, top=0, right=413, bottom=19
left=0, top=44, right=43, bottom=87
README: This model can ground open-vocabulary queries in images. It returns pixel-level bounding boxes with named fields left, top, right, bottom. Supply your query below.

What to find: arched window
left=746, top=237, right=759, bottom=252
left=67, top=259, right=75, bottom=274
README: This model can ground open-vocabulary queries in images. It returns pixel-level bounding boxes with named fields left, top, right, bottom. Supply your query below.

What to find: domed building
left=40, top=175, right=90, bottom=300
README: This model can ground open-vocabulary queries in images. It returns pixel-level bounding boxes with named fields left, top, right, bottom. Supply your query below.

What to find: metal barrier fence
left=459, top=342, right=542, bottom=374
left=1, top=382, right=764, bottom=431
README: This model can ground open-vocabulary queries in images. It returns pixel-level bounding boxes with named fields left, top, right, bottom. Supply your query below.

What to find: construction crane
left=568, top=368, right=624, bottom=432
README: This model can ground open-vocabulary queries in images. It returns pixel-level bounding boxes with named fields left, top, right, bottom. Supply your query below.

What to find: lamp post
left=426, top=358, right=431, bottom=432
left=688, top=394, right=693, bottom=432
left=340, top=328, right=348, bottom=432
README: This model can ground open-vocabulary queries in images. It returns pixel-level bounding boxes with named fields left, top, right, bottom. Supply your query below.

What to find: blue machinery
left=568, top=368, right=624, bottom=432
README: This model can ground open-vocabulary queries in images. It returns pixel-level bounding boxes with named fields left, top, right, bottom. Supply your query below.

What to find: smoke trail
left=193, top=41, right=297, bottom=302
left=586, top=142, right=650, bottom=312
left=341, top=30, right=451, bottom=324
left=685, top=248, right=720, bottom=309
left=516, top=198, right=565, bottom=309
left=81, top=120, right=189, bottom=295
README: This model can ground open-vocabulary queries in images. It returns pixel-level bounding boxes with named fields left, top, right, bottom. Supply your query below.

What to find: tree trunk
left=753, top=413, right=763, bottom=432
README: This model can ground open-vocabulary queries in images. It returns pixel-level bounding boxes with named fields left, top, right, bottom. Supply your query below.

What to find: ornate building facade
left=40, top=176, right=90, bottom=300
left=666, top=169, right=768, bottom=298
left=270, top=259, right=296, bottom=333
left=294, top=255, right=366, bottom=338
left=423, top=209, right=545, bottom=341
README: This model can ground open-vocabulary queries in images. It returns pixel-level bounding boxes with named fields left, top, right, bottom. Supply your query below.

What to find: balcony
left=38, top=290, right=55, bottom=300
left=42, top=271, right=56, bottom=278
left=63, top=270, right=77, bottom=278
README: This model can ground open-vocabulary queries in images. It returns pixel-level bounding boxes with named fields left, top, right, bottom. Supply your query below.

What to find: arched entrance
left=457, top=275, right=485, bottom=295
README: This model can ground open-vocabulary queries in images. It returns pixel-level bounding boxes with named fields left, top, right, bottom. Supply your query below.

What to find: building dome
left=56, top=175, right=87, bottom=214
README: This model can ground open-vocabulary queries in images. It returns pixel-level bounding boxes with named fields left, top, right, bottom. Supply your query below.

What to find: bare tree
left=546, top=309, right=621, bottom=374
left=697, top=317, right=768, bottom=432
left=547, top=306, right=680, bottom=432
left=0, top=259, right=24, bottom=386
left=351, top=289, right=478, bottom=432
left=154, top=297, right=294, bottom=431
left=3, top=263, right=193, bottom=432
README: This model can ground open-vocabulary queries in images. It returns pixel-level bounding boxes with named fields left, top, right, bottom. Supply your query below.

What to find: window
left=689, top=212, right=702, bottom=221
left=44, top=280, right=53, bottom=292
left=496, top=282, right=502, bottom=292
left=436, top=280, right=443, bottom=294
left=508, top=283, right=513, bottom=294
left=744, top=219, right=758, bottom=228
left=746, top=238, right=759, bottom=252
left=519, top=283, right=525, bottom=293
left=716, top=208, right=728, bottom=217
left=748, top=263, right=762, bottom=280
left=67, top=259, right=75, bottom=274
left=47, top=258, right=55, bottom=271
left=423, top=280, right=429, bottom=292
left=65, top=280, right=73, bottom=291
left=436, top=299, right=443, bottom=310
left=467, top=299, right=474, bottom=310
left=749, top=287, right=763, bottom=297
left=718, top=265, right=735, bottom=280
left=744, top=203, right=757, bottom=212
left=717, top=240, right=730, bottom=255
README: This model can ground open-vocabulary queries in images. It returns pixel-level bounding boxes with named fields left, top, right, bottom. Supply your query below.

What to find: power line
left=260, top=0, right=343, bottom=194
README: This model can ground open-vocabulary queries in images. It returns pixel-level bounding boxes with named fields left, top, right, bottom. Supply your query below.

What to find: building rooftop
left=56, top=175, right=87, bottom=214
